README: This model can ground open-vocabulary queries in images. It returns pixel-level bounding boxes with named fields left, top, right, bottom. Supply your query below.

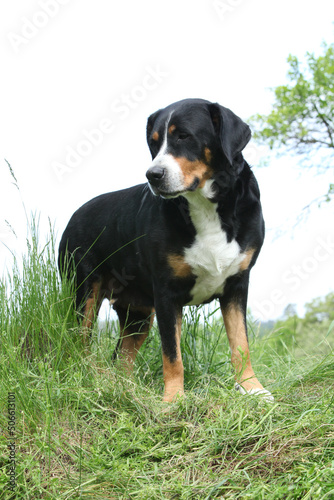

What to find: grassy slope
left=0, top=222, right=334, bottom=500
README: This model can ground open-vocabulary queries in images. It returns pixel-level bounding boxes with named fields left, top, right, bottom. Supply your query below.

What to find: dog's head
left=146, top=98, right=251, bottom=198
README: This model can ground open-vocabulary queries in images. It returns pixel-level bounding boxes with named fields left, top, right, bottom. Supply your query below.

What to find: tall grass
left=0, top=213, right=333, bottom=499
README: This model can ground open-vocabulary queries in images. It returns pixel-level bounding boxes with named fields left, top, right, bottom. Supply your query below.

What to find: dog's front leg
left=155, top=299, right=184, bottom=402
left=221, top=300, right=262, bottom=391
left=220, top=298, right=273, bottom=401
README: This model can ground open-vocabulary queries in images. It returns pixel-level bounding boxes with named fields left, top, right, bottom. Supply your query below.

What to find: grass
left=0, top=215, right=334, bottom=499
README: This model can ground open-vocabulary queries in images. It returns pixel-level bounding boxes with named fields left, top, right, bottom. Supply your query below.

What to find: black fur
left=58, top=98, right=264, bottom=374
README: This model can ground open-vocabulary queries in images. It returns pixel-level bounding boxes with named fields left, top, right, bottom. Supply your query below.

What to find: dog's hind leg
left=78, top=281, right=104, bottom=349
left=112, top=306, right=154, bottom=372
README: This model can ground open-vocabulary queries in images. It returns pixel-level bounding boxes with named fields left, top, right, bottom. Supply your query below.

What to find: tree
left=283, top=303, right=298, bottom=319
left=250, top=41, right=334, bottom=201
left=303, top=292, right=334, bottom=324
left=272, top=292, right=334, bottom=357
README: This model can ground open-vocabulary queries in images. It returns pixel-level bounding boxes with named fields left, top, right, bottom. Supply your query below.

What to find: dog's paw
left=235, top=383, right=274, bottom=403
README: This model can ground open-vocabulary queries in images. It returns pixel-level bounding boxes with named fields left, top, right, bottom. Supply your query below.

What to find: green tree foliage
left=250, top=41, right=334, bottom=199
left=303, top=291, right=334, bottom=324
left=251, top=42, right=334, bottom=153
left=273, top=292, right=334, bottom=356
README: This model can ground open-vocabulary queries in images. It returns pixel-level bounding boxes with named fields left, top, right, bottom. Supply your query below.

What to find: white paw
left=235, top=383, right=274, bottom=403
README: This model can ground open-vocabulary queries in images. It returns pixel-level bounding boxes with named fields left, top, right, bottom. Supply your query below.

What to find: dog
left=58, top=98, right=273, bottom=403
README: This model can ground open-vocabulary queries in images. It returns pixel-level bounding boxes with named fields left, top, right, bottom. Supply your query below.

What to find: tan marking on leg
left=239, top=248, right=256, bottom=272
left=82, top=282, right=102, bottom=348
left=118, top=307, right=154, bottom=373
left=152, top=131, right=159, bottom=141
left=174, top=157, right=214, bottom=189
left=167, top=253, right=192, bottom=278
left=162, top=314, right=184, bottom=402
left=221, top=303, right=264, bottom=393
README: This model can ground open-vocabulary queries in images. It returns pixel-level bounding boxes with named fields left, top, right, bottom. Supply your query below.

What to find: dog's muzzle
left=146, top=157, right=184, bottom=197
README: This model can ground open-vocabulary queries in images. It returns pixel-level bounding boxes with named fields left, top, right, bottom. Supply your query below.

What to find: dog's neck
left=182, top=180, right=219, bottom=233
left=182, top=177, right=238, bottom=241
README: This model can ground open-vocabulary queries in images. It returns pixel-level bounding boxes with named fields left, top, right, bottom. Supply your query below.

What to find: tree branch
left=312, top=102, right=334, bottom=147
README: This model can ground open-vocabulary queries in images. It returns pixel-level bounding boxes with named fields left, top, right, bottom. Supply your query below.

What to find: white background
left=0, top=0, right=333, bottom=321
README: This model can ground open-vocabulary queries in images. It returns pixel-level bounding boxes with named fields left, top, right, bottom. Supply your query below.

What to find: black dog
left=58, top=98, right=273, bottom=402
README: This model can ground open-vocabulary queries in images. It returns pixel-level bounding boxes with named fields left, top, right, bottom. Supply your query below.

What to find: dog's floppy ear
left=209, top=103, right=251, bottom=166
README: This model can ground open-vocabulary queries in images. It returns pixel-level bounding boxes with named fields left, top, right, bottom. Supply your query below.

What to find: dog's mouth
left=149, top=185, right=184, bottom=198
left=148, top=178, right=200, bottom=198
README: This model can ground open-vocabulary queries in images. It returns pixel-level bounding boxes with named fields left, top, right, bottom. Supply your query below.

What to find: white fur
left=156, top=112, right=173, bottom=157
left=183, top=182, right=247, bottom=306
left=235, top=383, right=274, bottom=402
left=151, top=153, right=184, bottom=191
left=149, top=111, right=186, bottom=194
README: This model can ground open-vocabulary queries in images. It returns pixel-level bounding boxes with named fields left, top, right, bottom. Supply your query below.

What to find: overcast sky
left=0, top=0, right=333, bottom=321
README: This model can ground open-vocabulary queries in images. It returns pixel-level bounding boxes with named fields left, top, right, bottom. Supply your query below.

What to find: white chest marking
left=183, top=186, right=246, bottom=305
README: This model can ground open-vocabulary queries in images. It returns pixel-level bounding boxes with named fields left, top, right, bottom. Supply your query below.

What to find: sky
left=0, top=0, right=333, bottom=322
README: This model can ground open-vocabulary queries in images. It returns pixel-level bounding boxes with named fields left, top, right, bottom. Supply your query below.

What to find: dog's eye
left=177, top=133, right=190, bottom=141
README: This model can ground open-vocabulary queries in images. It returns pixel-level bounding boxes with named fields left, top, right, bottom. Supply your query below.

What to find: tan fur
left=82, top=282, right=102, bottom=347
left=162, top=314, right=184, bottom=402
left=168, top=124, right=176, bottom=135
left=239, top=248, right=255, bottom=272
left=167, top=253, right=193, bottom=278
left=221, top=302, right=264, bottom=393
left=174, top=157, right=214, bottom=189
left=118, top=307, right=154, bottom=372
left=204, top=147, right=212, bottom=163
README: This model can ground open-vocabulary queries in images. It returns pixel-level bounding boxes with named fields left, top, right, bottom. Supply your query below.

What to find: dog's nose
left=146, top=166, right=165, bottom=186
